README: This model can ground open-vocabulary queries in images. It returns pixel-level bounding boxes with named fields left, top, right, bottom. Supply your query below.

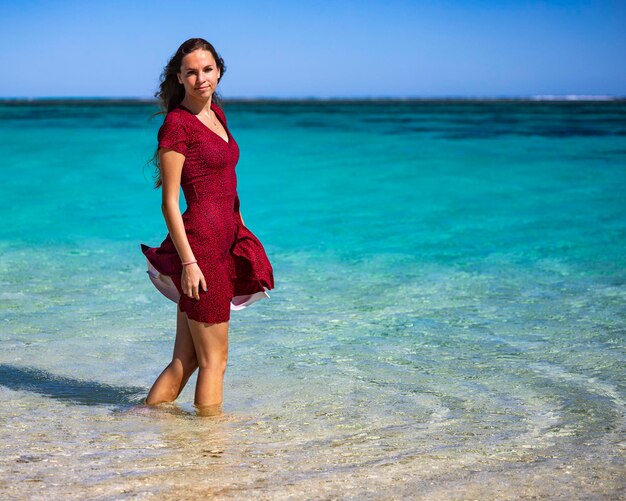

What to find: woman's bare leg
left=186, top=317, right=229, bottom=415
left=145, top=305, right=199, bottom=405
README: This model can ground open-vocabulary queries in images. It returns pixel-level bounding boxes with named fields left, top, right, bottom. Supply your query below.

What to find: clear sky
left=1, top=0, right=624, bottom=99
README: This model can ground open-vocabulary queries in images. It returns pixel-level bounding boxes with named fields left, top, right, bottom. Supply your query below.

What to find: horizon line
left=1, top=94, right=624, bottom=104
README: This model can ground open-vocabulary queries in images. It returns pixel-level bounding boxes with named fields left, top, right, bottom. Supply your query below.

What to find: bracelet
left=182, top=260, right=197, bottom=266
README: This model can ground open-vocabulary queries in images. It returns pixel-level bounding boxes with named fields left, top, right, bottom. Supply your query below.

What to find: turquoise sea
left=0, top=99, right=624, bottom=499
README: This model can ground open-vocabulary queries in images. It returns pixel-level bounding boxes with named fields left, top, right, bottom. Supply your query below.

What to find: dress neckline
left=178, top=102, right=230, bottom=145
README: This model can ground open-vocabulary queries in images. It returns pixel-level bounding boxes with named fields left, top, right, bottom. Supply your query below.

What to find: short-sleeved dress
left=140, top=101, right=274, bottom=323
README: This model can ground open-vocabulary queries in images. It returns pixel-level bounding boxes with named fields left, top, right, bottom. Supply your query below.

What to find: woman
left=140, top=38, right=275, bottom=416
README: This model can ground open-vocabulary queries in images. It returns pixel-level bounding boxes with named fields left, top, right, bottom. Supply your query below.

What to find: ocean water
left=0, top=99, right=624, bottom=499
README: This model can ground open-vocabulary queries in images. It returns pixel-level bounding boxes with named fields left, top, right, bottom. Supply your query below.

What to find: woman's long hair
left=146, top=38, right=227, bottom=188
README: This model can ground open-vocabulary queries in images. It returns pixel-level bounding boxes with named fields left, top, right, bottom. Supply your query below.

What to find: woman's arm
left=160, top=149, right=195, bottom=262
left=160, top=148, right=206, bottom=299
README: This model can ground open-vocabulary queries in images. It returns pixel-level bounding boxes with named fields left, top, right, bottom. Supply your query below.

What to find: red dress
left=140, top=101, right=274, bottom=323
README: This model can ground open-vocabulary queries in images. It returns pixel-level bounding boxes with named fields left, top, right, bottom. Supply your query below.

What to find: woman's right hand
left=181, top=263, right=208, bottom=300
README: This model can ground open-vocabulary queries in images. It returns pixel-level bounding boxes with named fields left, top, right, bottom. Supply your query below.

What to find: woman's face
left=178, top=49, right=221, bottom=100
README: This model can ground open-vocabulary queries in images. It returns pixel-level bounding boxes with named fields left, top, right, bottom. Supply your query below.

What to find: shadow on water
left=0, top=364, right=146, bottom=408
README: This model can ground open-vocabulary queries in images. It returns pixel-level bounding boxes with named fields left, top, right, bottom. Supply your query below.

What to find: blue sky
left=0, top=0, right=624, bottom=99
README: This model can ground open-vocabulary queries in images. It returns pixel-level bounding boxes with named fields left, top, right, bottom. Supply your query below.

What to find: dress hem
left=144, top=257, right=270, bottom=313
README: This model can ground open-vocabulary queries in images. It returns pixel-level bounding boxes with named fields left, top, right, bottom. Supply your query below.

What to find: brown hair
left=146, top=38, right=227, bottom=188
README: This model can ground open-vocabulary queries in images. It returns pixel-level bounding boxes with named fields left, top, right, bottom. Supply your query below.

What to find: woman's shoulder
left=163, top=106, right=188, bottom=123
left=157, top=107, right=190, bottom=154
left=158, top=107, right=190, bottom=134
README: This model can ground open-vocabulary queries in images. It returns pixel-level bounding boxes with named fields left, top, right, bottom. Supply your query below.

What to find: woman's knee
left=198, top=354, right=228, bottom=373
left=171, top=356, right=198, bottom=376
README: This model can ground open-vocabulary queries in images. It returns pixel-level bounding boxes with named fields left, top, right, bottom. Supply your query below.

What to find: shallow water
left=0, top=100, right=624, bottom=499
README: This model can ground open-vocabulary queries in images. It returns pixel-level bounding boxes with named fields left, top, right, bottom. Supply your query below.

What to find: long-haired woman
left=140, top=38, right=274, bottom=416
